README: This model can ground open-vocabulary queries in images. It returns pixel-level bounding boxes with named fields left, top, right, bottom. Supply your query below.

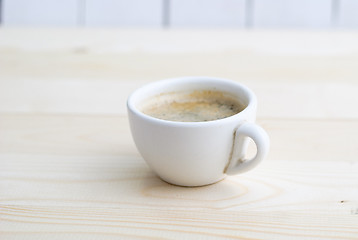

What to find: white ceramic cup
left=127, top=77, right=270, bottom=187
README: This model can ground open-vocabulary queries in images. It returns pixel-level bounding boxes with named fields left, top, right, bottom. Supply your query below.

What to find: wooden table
left=1, top=29, right=358, bottom=239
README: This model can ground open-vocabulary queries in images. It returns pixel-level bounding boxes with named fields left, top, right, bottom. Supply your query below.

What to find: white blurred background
left=1, top=0, right=358, bottom=29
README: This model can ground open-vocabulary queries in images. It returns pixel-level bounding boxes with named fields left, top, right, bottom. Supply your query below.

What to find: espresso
left=140, top=90, right=244, bottom=122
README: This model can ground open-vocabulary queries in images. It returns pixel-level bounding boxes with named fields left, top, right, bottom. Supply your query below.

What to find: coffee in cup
left=139, top=90, right=245, bottom=122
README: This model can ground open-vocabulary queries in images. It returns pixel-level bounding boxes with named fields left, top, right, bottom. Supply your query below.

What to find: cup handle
left=225, top=122, right=270, bottom=175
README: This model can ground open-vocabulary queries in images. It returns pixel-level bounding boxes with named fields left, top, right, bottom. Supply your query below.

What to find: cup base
left=158, top=175, right=227, bottom=187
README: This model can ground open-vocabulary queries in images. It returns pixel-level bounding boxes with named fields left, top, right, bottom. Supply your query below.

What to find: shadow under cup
left=127, top=77, right=268, bottom=187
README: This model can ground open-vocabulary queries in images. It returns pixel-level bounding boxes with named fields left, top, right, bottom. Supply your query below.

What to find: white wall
left=170, top=0, right=246, bottom=28
left=85, top=0, right=162, bottom=27
left=338, top=0, right=358, bottom=28
left=2, top=0, right=358, bottom=28
left=2, top=0, right=79, bottom=26
left=252, top=0, right=332, bottom=29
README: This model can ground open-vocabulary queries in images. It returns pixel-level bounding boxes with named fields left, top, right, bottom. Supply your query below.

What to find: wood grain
left=1, top=114, right=357, bottom=162
left=1, top=114, right=358, bottom=239
left=1, top=153, right=358, bottom=239
left=1, top=29, right=358, bottom=239
left=1, top=29, right=358, bottom=84
left=1, top=29, right=358, bottom=118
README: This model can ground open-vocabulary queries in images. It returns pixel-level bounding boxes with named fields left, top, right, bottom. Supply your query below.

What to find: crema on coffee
left=139, top=90, right=245, bottom=122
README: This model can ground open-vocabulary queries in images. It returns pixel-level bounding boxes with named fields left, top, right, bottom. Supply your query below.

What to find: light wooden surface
left=1, top=29, right=358, bottom=239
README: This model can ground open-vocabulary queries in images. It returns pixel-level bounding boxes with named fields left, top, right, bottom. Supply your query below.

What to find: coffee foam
left=139, top=90, right=245, bottom=122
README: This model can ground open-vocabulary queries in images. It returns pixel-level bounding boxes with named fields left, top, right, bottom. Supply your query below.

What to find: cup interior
left=128, top=77, right=256, bottom=123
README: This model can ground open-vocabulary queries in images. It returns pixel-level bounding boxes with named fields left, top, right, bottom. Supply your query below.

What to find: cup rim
left=127, top=76, right=257, bottom=126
